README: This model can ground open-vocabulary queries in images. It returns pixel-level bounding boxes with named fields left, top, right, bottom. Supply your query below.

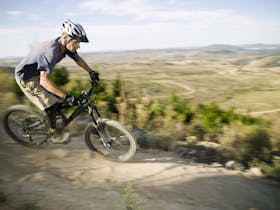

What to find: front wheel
left=84, top=119, right=137, bottom=162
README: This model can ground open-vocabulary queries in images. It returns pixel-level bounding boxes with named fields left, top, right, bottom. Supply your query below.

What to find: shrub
left=238, top=114, right=265, bottom=125
left=239, top=127, right=271, bottom=164
left=167, top=93, right=194, bottom=123
left=250, top=156, right=280, bottom=181
left=16, top=202, right=40, bottom=210
left=112, top=74, right=121, bottom=98
left=69, top=78, right=86, bottom=96
left=222, top=123, right=271, bottom=166
left=200, top=102, right=228, bottom=132
left=188, top=123, right=207, bottom=140
left=148, top=100, right=164, bottom=120
left=267, top=156, right=280, bottom=181
left=122, top=184, right=143, bottom=210
left=106, top=75, right=122, bottom=114
left=13, top=78, right=24, bottom=99
left=51, top=66, right=69, bottom=87
left=0, top=192, right=7, bottom=203
left=156, top=135, right=175, bottom=151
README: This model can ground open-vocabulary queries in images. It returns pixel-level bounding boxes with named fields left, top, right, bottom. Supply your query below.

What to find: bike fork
left=94, top=124, right=111, bottom=149
left=89, top=107, right=111, bottom=149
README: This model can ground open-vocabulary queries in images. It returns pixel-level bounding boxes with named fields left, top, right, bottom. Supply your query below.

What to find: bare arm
left=40, top=71, right=67, bottom=99
left=75, top=56, right=92, bottom=72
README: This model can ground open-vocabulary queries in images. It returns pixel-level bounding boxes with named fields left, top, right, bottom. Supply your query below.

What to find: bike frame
left=54, top=80, right=101, bottom=131
left=54, top=80, right=112, bottom=149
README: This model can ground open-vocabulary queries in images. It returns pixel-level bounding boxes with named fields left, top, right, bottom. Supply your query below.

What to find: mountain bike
left=2, top=77, right=137, bottom=162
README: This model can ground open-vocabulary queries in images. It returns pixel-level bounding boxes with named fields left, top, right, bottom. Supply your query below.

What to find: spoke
left=9, top=116, right=24, bottom=127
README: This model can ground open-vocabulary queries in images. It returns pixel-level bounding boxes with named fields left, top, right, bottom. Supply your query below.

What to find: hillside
left=1, top=45, right=280, bottom=137
left=1, top=44, right=280, bottom=209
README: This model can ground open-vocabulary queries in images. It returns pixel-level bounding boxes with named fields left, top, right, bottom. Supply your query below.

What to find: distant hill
left=0, top=43, right=280, bottom=66
left=198, top=44, right=244, bottom=53
left=196, top=44, right=280, bottom=54
left=0, top=66, right=14, bottom=73
left=240, top=43, right=280, bottom=50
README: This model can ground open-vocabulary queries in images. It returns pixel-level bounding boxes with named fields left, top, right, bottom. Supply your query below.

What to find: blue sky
left=1, top=0, right=280, bottom=57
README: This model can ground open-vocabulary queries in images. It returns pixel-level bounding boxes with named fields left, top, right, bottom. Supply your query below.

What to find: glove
left=89, top=70, right=100, bottom=82
left=65, top=94, right=78, bottom=105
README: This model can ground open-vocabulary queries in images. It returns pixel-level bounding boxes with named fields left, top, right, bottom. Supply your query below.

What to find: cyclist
left=15, top=20, right=99, bottom=143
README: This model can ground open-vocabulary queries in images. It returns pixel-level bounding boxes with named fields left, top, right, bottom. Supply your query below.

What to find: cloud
left=0, top=26, right=58, bottom=57
left=6, top=10, right=25, bottom=16
left=80, top=0, right=280, bottom=45
left=80, top=0, right=155, bottom=18
left=64, top=12, right=80, bottom=17
left=1, top=0, right=280, bottom=57
left=0, top=28, right=22, bottom=35
left=80, top=0, right=235, bottom=22
left=79, top=0, right=280, bottom=31
left=83, top=15, right=280, bottom=52
left=84, top=22, right=220, bottom=51
left=6, top=10, right=41, bottom=20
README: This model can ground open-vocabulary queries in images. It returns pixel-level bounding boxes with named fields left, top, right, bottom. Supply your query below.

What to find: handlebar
left=75, top=77, right=99, bottom=106
left=62, top=74, right=99, bottom=107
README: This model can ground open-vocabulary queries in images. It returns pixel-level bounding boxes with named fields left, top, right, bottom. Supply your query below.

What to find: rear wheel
left=84, top=119, right=137, bottom=162
left=3, top=105, right=49, bottom=146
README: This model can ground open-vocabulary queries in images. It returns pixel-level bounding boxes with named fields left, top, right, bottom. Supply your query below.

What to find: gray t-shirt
left=15, top=37, right=78, bottom=80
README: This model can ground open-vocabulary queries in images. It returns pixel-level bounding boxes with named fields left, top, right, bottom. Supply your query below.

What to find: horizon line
left=1, top=42, right=280, bottom=59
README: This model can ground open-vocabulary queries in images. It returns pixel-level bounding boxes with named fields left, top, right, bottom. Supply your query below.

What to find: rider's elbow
left=39, top=71, right=49, bottom=85
left=39, top=76, right=46, bottom=87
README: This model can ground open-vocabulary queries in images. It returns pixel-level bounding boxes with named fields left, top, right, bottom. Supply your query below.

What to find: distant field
left=71, top=48, right=280, bottom=114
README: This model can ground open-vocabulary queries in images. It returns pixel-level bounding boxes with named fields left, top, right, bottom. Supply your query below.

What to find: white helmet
left=61, top=19, right=89, bottom=42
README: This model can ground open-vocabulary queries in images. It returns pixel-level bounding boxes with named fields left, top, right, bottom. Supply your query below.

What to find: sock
left=45, top=103, right=59, bottom=130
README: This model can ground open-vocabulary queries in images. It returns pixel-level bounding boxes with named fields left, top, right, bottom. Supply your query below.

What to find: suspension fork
left=88, top=105, right=111, bottom=149
left=88, top=104, right=101, bottom=126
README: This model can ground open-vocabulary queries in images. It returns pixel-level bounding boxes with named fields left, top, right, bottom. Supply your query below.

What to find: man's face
left=66, top=39, right=80, bottom=52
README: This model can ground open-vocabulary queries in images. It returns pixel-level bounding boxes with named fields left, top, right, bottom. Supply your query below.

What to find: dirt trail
left=0, top=133, right=279, bottom=210
left=128, top=80, right=194, bottom=101
left=250, top=109, right=280, bottom=116
left=153, top=80, right=195, bottom=95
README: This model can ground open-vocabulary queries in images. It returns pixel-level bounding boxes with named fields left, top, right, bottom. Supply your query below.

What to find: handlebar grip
left=92, top=79, right=99, bottom=86
left=89, top=70, right=100, bottom=81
